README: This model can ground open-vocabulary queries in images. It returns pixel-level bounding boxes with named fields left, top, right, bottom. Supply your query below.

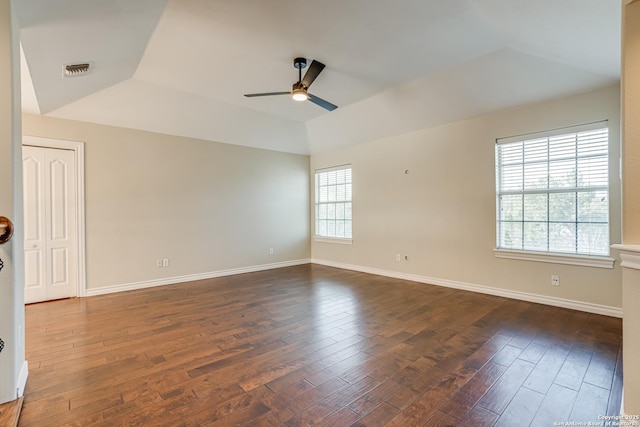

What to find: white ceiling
left=16, top=0, right=621, bottom=155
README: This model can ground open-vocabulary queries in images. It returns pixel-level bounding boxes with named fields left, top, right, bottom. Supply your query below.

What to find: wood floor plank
left=477, top=358, right=536, bottom=414
left=490, top=344, right=523, bottom=367
left=350, top=402, right=400, bottom=427
left=262, top=334, right=366, bottom=394
left=439, top=361, right=507, bottom=419
left=258, top=377, right=350, bottom=426
left=518, top=342, right=549, bottom=364
left=0, top=397, right=23, bottom=427
left=554, top=345, right=595, bottom=391
left=19, top=264, right=622, bottom=426
left=583, top=343, right=618, bottom=390
left=494, top=386, right=545, bottom=427
left=523, top=343, right=571, bottom=394
left=530, top=383, right=579, bottom=427
left=460, top=406, right=499, bottom=426
left=608, top=352, right=624, bottom=417
left=569, top=382, right=610, bottom=422
left=202, top=387, right=273, bottom=427
left=315, top=407, right=361, bottom=427
left=347, top=378, right=403, bottom=417
left=283, top=375, right=382, bottom=427
left=385, top=373, right=464, bottom=427
left=421, top=410, right=459, bottom=427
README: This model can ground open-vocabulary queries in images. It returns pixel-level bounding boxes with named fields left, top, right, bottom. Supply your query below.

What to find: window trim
left=495, top=121, right=611, bottom=260
left=314, top=236, right=353, bottom=245
left=496, top=120, right=609, bottom=146
left=314, top=164, right=353, bottom=243
left=494, top=249, right=615, bottom=269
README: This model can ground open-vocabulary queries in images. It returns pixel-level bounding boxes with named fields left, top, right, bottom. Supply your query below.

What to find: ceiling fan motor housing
left=294, top=57, right=307, bottom=69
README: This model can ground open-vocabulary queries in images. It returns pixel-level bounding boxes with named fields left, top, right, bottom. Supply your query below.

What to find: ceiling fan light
left=292, top=89, right=308, bottom=102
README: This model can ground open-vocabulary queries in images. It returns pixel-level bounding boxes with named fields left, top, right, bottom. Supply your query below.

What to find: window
left=315, top=166, right=352, bottom=241
left=495, top=122, right=609, bottom=259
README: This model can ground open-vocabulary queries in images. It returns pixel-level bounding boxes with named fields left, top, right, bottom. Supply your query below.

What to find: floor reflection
left=311, top=280, right=362, bottom=352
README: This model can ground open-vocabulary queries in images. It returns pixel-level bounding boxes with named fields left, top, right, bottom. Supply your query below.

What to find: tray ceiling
left=16, top=0, right=621, bottom=154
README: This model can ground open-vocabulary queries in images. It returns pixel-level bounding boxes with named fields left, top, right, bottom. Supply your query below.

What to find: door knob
left=0, top=216, right=13, bottom=244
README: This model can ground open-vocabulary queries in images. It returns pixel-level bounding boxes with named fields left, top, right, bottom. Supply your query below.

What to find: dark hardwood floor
left=20, top=264, right=622, bottom=426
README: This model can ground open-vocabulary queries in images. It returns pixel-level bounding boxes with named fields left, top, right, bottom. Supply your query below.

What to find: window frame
left=314, top=165, right=353, bottom=244
left=495, top=121, right=614, bottom=268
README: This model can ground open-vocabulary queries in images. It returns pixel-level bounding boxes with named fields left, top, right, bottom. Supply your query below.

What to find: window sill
left=314, top=236, right=353, bottom=245
left=494, top=249, right=615, bottom=269
left=611, top=244, right=640, bottom=271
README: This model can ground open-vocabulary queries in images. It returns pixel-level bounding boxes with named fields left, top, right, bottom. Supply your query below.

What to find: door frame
left=22, top=135, right=86, bottom=298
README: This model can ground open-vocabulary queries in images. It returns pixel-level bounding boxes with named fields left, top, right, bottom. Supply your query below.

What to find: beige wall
left=22, top=114, right=310, bottom=291
left=312, top=85, right=622, bottom=310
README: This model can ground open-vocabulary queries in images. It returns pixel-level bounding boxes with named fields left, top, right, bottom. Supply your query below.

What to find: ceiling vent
left=63, top=62, right=91, bottom=78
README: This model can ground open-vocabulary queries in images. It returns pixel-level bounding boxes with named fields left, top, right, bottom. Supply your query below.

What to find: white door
left=23, top=145, right=78, bottom=304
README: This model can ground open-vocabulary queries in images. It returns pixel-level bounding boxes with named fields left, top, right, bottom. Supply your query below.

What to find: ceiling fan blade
left=301, top=60, right=325, bottom=88
left=308, top=94, right=338, bottom=111
left=244, top=91, right=291, bottom=97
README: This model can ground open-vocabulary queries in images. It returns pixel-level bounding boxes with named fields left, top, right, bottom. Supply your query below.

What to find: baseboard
left=312, top=259, right=623, bottom=318
left=82, top=257, right=622, bottom=318
left=85, top=259, right=311, bottom=297
left=16, top=361, right=28, bottom=398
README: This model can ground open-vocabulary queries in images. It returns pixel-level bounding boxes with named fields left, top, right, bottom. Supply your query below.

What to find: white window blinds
left=315, top=166, right=352, bottom=239
left=496, top=122, right=609, bottom=256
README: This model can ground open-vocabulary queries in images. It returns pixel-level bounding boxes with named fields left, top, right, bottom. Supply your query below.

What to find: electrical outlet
left=551, top=275, right=560, bottom=286
left=269, top=248, right=274, bottom=255
left=156, top=259, right=162, bottom=268
left=162, top=259, right=170, bottom=267
left=396, top=254, right=401, bottom=262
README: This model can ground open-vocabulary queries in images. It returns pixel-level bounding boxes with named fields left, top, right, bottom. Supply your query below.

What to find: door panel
left=23, top=250, right=43, bottom=290
left=23, top=146, right=47, bottom=302
left=24, top=145, right=77, bottom=303
left=23, top=156, right=43, bottom=242
left=51, top=247, right=68, bottom=286
left=49, top=159, right=68, bottom=240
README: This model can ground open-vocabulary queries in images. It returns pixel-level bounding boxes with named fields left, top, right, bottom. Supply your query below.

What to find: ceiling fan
left=244, top=57, right=338, bottom=111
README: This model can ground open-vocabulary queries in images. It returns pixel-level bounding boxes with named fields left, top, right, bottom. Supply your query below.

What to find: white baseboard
left=17, top=361, right=28, bottom=398
left=82, top=257, right=622, bottom=318
left=85, top=259, right=311, bottom=297
left=312, top=259, right=623, bottom=318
